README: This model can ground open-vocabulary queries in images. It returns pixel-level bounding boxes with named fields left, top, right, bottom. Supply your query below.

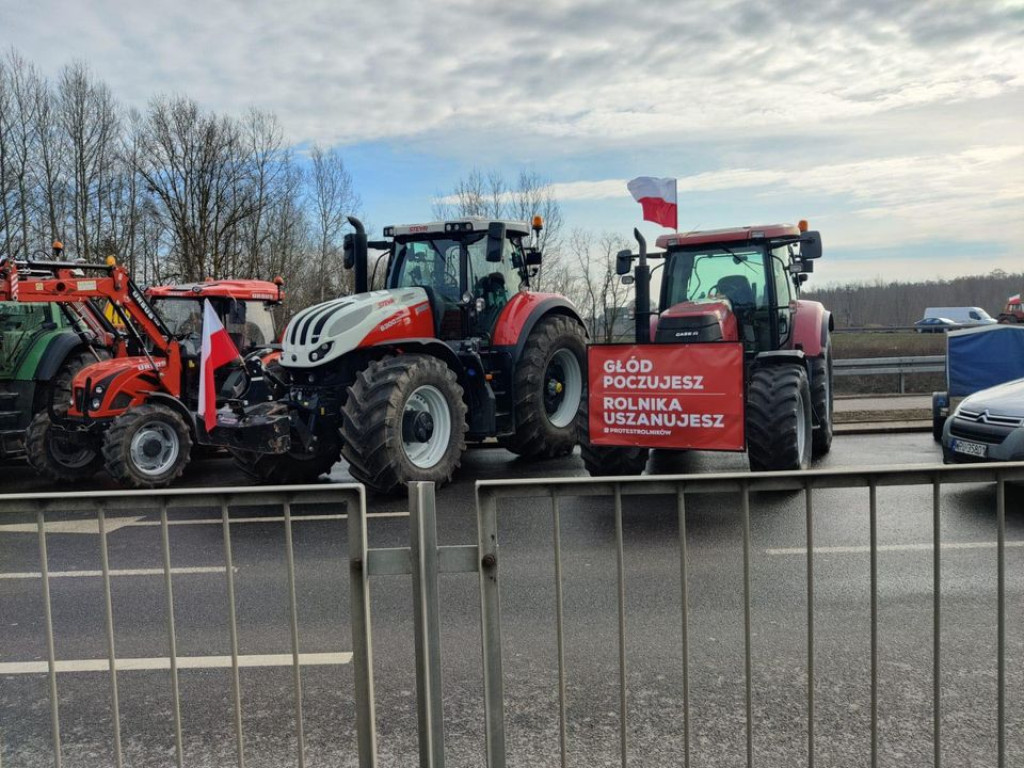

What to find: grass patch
left=832, top=331, right=946, bottom=359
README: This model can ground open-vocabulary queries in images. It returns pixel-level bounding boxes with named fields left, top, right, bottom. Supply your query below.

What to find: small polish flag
left=198, top=299, right=241, bottom=433
left=627, top=176, right=678, bottom=230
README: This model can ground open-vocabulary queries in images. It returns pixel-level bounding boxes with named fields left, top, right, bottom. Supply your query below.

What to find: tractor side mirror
left=486, top=222, right=507, bottom=262
left=620, top=275, right=635, bottom=286
left=343, top=233, right=355, bottom=270
left=524, top=247, right=542, bottom=266
left=616, top=250, right=633, bottom=276
left=367, top=240, right=389, bottom=250
left=798, top=274, right=809, bottom=284
left=800, top=231, right=823, bottom=260
left=789, top=259, right=814, bottom=274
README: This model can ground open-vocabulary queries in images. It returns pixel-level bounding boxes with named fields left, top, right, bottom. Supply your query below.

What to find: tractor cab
left=620, top=222, right=821, bottom=356
left=146, top=279, right=285, bottom=355
left=371, top=218, right=543, bottom=342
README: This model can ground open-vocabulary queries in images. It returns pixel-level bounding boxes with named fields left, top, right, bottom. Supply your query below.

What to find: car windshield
left=661, top=246, right=767, bottom=310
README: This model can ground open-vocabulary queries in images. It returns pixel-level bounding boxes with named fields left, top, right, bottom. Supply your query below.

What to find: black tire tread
left=341, top=355, right=468, bottom=495
left=25, top=411, right=102, bottom=482
left=102, top=404, right=193, bottom=489
left=579, top=393, right=649, bottom=476
left=809, top=344, right=833, bottom=457
left=502, top=315, right=587, bottom=459
left=746, top=364, right=812, bottom=472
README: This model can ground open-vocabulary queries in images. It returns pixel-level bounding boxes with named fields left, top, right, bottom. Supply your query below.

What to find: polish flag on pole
left=197, top=299, right=241, bottom=433
left=627, top=176, right=678, bottom=230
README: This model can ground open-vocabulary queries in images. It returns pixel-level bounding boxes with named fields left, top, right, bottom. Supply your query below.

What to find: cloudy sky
left=3, top=0, right=1022, bottom=285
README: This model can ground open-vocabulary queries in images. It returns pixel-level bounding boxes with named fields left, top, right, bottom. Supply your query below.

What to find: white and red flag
left=627, top=176, right=678, bottom=230
left=198, top=299, right=241, bottom=432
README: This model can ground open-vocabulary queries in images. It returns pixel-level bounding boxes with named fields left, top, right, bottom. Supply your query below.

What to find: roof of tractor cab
left=656, top=223, right=802, bottom=249
left=385, top=218, right=533, bottom=238
left=146, top=279, right=283, bottom=302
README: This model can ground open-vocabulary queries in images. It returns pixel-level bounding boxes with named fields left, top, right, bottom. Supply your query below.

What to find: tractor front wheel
left=579, top=393, right=649, bottom=476
left=746, top=364, right=813, bottom=472
left=102, top=404, right=193, bottom=489
left=232, top=427, right=341, bottom=485
left=502, top=316, right=587, bottom=459
left=25, top=411, right=103, bottom=482
left=341, top=355, right=467, bottom=495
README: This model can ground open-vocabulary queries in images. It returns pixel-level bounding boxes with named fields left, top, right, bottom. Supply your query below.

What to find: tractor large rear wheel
left=102, top=404, right=193, bottom=489
left=502, top=316, right=587, bottom=459
left=579, top=392, right=649, bottom=477
left=810, top=343, right=833, bottom=458
left=25, top=411, right=103, bottom=482
left=341, top=355, right=467, bottom=495
left=232, top=427, right=341, bottom=485
left=746, top=364, right=812, bottom=472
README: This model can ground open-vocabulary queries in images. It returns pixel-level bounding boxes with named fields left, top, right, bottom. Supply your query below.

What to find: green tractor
left=0, top=301, right=105, bottom=462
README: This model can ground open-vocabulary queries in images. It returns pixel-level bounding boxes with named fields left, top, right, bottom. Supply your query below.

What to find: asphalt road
left=1, top=435, right=1021, bottom=767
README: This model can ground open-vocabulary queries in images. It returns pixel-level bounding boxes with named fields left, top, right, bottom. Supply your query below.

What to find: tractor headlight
left=94, top=385, right=104, bottom=394
left=91, top=398, right=102, bottom=410
left=475, top=297, right=486, bottom=312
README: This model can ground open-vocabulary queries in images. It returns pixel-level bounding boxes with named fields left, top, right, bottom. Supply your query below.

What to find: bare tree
left=308, top=143, right=361, bottom=301
left=58, top=61, right=120, bottom=261
left=135, top=95, right=259, bottom=280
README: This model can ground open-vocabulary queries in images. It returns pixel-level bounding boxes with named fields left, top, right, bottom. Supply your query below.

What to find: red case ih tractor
left=0, top=256, right=289, bottom=487
left=228, top=216, right=588, bottom=494
left=583, top=221, right=832, bottom=475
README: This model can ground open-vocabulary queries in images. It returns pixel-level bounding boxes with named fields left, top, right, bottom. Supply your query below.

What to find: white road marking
left=0, top=566, right=229, bottom=580
left=0, top=652, right=352, bottom=675
left=0, top=517, right=144, bottom=535
left=0, top=511, right=408, bottom=534
left=766, top=540, right=1024, bottom=556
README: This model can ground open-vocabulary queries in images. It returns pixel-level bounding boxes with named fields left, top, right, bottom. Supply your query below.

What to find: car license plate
left=952, top=439, right=988, bottom=458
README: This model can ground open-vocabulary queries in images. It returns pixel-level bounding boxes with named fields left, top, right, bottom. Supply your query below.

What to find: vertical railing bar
left=348, top=490, right=379, bottom=768
left=551, top=492, right=568, bottom=768
left=221, top=501, right=246, bottom=768
left=932, top=477, right=941, bottom=768
left=476, top=487, right=506, bottom=768
left=741, top=483, right=753, bottom=768
left=996, top=478, right=1005, bottom=768
left=410, top=482, right=446, bottom=768
left=36, top=508, right=62, bottom=768
left=806, top=483, right=815, bottom=768
left=677, top=486, right=691, bottom=768
left=160, top=501, right=185, bottom=768
left=869, top=481, right=878, bottom=768
left=614, top=484, right=628, bottom=768
left=97, top=507, right=124, bottom=768
left=282, top=501, right=306, bottom=768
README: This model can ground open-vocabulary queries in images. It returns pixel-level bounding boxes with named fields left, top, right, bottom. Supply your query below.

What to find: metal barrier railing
left=0, top=483, right=365, bottom=768
left=464, top=463, right=1024, bottom=768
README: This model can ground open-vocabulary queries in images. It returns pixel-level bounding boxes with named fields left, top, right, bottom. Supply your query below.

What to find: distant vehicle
left=922, top=307, right=997, bottom=327
left=914, top=317, right=958, bottom=333
left=942, top=377, right=1024, bottom=463
left=997, top=293, right=1023, bottom=324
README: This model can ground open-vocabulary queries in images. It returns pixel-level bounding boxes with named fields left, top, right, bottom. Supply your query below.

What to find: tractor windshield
left=391, top=236, right=468, bottom=303
left=661, top=246, right=768, bottom=312
left=152, top=298, right=278, bottom=351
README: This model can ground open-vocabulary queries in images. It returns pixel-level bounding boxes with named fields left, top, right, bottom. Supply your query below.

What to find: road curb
left=835, top=420, right=932, bottom=434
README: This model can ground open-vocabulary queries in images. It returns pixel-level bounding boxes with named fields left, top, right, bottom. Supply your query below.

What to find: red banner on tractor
left=588, top=343, right=745, bottom=451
